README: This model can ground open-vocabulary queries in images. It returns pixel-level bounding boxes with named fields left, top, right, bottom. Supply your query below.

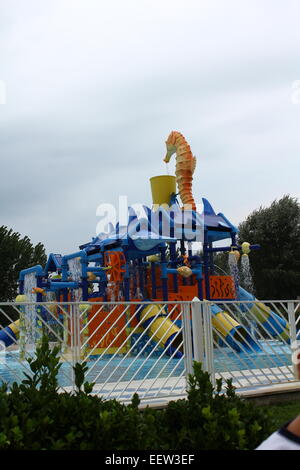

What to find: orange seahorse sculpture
left=163, top=131, right=197, bottom=211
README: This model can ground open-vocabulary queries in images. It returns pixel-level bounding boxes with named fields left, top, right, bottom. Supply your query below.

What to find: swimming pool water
left=0, top=340, right=292, bottom=389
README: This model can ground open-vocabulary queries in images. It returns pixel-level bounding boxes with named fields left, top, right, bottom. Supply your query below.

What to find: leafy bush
left=0, top=337, right=274, bottom=450
left=161, top=363, right=274, bottom=450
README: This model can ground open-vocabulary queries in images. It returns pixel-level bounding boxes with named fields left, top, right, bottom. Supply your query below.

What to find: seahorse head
left=164, top=131, right=178, bottom=163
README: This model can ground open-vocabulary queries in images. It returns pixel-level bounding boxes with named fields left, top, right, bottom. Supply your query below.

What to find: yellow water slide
left=139, top=304, right=183, bottom=357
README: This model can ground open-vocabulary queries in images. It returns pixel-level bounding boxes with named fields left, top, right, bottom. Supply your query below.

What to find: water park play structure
left=0, top=131, right=293, bottom=358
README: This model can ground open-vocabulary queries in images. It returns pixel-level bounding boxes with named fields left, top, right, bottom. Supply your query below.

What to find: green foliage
left=260, top=401, right=300, bottom=432
left=21, top=335, right=61, bottom=395
left=0, top=338, right=274, bottom=450
left=238, top=195, right=300, bottom=299
left=160, top=362, right=274, bottom=450
left=73, top=362, right=95, bottom=395
left=0, top=225, right=47, bottom=303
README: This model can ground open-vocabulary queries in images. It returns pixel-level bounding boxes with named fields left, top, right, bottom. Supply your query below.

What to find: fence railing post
left=182, top=302, right=193, bottom=389
left=203, top=301, right=216, bottom=387
left=288, top=301, right=298, bottom=380
left=191, top=297, right=205, bottom=365
left=70, top=303, right=81, bottom=391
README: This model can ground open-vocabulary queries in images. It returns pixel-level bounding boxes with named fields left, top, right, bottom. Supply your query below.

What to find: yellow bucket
left=150, top=175, right=176, bottom=207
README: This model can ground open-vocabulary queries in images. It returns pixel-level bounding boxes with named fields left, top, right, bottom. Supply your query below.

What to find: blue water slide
left=238, top=286, right=289, bottom=340
left=210, top=303, right=260, bottom=353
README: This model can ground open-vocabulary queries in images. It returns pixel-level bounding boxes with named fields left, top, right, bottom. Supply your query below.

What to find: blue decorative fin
left=202, top=198, right=216, bottom=215
left=217, top=212, right=239, bottom=233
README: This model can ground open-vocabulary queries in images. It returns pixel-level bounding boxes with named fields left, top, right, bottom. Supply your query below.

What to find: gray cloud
left=0, top=0, right=299, bottom=254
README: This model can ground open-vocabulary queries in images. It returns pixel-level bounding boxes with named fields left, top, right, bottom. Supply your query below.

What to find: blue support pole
left=81, top=278, right=89, bottom=301
left=19, top=280, right=24, bottom=295
left=49, top=281, right=79, bottom=290
left=19, top=265, right=44, bottom=281
left=208, top=242, right=214, bottom=275
left=203, top=230, right=210, bottom=300
left=166, top=268, right=179, bottom=274
left=123, top=250, right=130, bottom=302
left=132, top=262, right=137, bottom=297
left=195, top=263, right=203, bottom=300
left=169, top=241, right=178, bottom=293
left=160, top=246, right=168, bottom=302
left=81, top=255, right=89, bottom=301
left=61, top=260, right=69, bottom=282
left=180, top=240, right=187, bottom=286
left=138, top=258, right=145, bottom=298
left=151, top=262, right=157, bottom=299
left=197, top=277, right=203, bottom=300
left=143, top=257, right=148, bottom=292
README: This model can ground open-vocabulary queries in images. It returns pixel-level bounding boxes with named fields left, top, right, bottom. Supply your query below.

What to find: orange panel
left=88, top=299, right=128, bottom=353
left=157, top=285, right=198, bottom=322
left=208, top=275, right=235, bottom=299
left=178, top=285, right=198, bottom=301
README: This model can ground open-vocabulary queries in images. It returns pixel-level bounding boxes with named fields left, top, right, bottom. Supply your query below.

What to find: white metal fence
left=0, top=299, right=299, bottom=404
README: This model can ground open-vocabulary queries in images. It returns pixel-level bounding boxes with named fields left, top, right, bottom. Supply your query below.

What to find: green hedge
left=0, top=337, right=274, bottom=450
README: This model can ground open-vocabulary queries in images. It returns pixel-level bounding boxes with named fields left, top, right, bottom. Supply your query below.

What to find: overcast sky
left=1, top=0, right=299, bottom=255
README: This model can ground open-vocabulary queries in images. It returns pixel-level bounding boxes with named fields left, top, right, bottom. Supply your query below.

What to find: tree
left=237, top=195, right=300, bottom=300
left=0, top=226, right=47, bottom=302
